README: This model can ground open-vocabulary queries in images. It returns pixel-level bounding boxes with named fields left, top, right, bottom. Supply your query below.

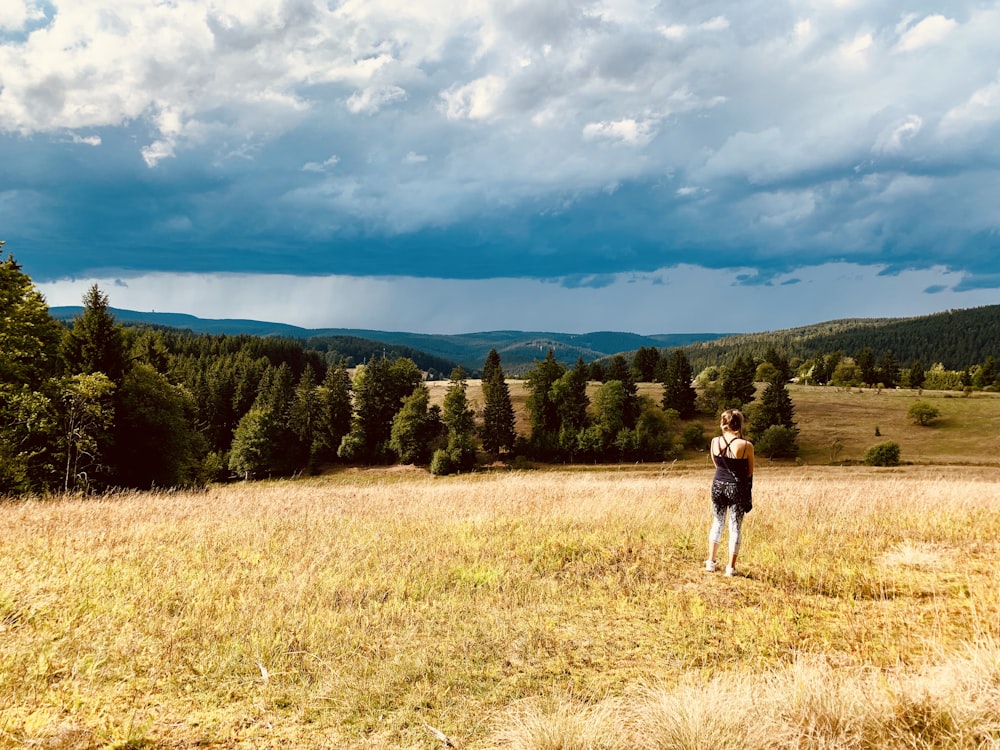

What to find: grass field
left=427, top=380, right=1000, bottom=467
left=3, top=387, right=1000, bottom=749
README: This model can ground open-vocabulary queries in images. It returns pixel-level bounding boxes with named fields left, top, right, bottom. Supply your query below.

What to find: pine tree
left=315, top=363, right=352, bottom=462
left=877, top=350, right=899, bottom=389
left=480, top=349, right=516, bottom=456
left=632, top=346, right=661, bottom=382
left=756, top=375, right=796, bottom=430
left=660, top=349, right=697, bottom=418
left=524, top=350, right=566, bottom=456
left=720, top=355, right=757, bottom=408
left=229, top=363, right=299, bottom=477
left=606, top=354, right=640, bottom=428
left=0, top=253, right=63, bottom=493
left=856, top=347, right=877, bottom=387
left=435, top=367, right=477, bottom=472
left=1, top=253, right=63, bottom=387
left=748, top=374, right=798, bottom=458
left=61, top=284, right=127, bottom=384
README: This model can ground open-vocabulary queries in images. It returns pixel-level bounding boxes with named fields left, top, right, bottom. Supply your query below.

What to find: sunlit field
left=3, top=463, right=999, bottom=749
left=428, top=381, right=1000, bottom=467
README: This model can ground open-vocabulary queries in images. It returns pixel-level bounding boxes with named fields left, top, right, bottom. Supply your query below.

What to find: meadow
left=2, top=386, right=1000, bottom=749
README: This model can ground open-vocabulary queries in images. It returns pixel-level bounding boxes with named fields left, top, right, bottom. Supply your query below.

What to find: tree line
left=681, top=305, right=1000, bottom=376
left=41, top=248, right=1000, bottom=494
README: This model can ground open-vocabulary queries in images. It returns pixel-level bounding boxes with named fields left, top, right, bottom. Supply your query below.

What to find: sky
left=2, top=0, right=1000, bottom=335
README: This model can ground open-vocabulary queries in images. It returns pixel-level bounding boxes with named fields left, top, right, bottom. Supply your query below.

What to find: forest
left=3, top=253, right=998, bottom=496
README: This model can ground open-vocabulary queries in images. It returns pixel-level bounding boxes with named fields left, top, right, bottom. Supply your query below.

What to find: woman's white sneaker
left=705, top=560, right=718, bottom=572
left=724, top=566, right=737, bottom=577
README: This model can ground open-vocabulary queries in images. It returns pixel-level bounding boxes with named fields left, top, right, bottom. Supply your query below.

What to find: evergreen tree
left=877, top=350, right=899, bottom=389
left=289, top=366, right=323, bottom=470
left=314, top=363, right=353, bottom=462
left=660, top=349, right=697, bottom=418
left=229, top=362, right=300, bottom=477
left=588, top=360, right=607, bottom=382
left=763, top=347, right=791, bottom=382
left=0, top=253, right=63, bottom=493
left=1, top=253, right=63, bottom=387
left=433, top=367, right=477, bottom=472
left=856, top=347, right=877, bottom=387
left=632, top=346, right=661, bottom=382
left=720, top=355, right=757, bottom=408
left=524, top=350, right=566, bottom=456
left=61, top=284, right=127, bottom=384
left=606, top=354, right=640, bottom=428
left=810, top=355, right=829, bottom=385
left=974, top=356, right=997, bottom=390
left=747, top=374, right=798, bottom=457
left=755, top=375, right=797, bottom=431
left=908, top=358, right=925, bottom=389
left=480, top=349, right=516, bottom=456
left=339, top=356, right=422, bottom=463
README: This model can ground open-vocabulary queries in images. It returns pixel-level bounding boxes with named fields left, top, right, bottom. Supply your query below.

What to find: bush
left=864, top=441, right=901, bottom=467
left=755, top=425, right=799, bottom=459
left=430, top=449, right=453, bottom=476
left=907, top=400, right=940, bottom=426
left=681, top=423, right=708, bottom=451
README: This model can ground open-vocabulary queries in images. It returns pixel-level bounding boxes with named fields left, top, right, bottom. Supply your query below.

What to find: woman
left=706, top=409, right=754, bottom=577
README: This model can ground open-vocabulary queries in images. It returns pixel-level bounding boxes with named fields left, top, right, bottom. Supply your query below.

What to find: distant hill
left=679, top=305, right=1000, bottom=371
left=49, top=307, right=730, bottom=374
left=49, top=304, right=1000, bottom=375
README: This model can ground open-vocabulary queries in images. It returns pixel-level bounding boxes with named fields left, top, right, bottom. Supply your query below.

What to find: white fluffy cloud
left=4, top=0, right=1000, bottom=323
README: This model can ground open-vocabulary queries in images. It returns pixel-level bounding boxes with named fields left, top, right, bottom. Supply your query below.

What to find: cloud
left=1, top=0, right=999, bottom=330
left=346, top=85, right=408, bottom=115
left=302, top=155, right=341, bottom=173
left=940, top=75, right=1000, bottom=135
left=0, top=0, right=45, bottom=32
left=68, top=134, right=102, bottom=146
left=894, top=14, right=957, bottom=53
left=582, top=118, right=658, bottom=146
left=873, top=115, right=923, bottom=154
left=440, top=75, right=507, bottom=121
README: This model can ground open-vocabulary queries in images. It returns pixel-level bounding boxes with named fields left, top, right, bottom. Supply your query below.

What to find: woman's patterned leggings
left=709, top=500, right=745, bottom=557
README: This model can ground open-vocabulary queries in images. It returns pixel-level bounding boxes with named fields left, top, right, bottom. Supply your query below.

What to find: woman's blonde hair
left=720, top=409, right=745, bottom=434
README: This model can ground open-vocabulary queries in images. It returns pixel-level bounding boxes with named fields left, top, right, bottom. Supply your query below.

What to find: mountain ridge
left=48, top=307, right=731, bottom=373
left=50, top=303, right=1000, bottom=375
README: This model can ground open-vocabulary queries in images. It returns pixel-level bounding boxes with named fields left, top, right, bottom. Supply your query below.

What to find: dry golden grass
left=428, top=380, right=1000, bottom=467
left=2, top=464, right=999, bottom=749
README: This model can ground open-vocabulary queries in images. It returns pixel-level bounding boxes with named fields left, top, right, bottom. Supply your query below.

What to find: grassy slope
left=426, top=380, right=1000, bottom=467
left=3, top=387, right=1000, bottom=749
left=3, top=470, right=1000, bottom=748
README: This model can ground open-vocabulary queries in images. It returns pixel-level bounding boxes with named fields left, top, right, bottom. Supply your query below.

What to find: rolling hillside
left=678, top=305, right=1000, bottom=372
left=49, top=307, right=728, bottom=374
left=50, top=303, right=1000, bottom=375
